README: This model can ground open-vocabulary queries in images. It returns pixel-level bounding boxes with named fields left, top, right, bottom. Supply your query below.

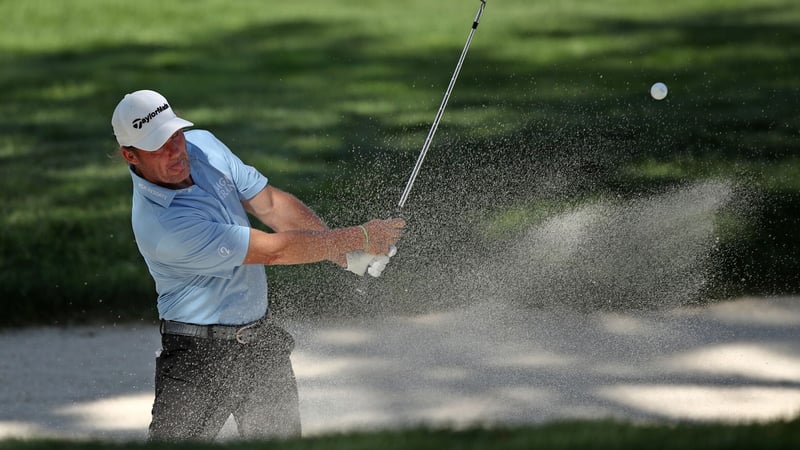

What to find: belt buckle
left=234, top=321, right=259, bottom=344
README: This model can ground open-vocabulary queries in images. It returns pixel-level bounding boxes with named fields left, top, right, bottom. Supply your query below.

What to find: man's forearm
left=243, top=227, right=364, bottom=266
left=244, top=186, right=328, bottom=232
left=243, top=217, right=406, bottom=267
left=270, top=191, right=328, bottom=232
left=269, top=193, right=347, bottom=265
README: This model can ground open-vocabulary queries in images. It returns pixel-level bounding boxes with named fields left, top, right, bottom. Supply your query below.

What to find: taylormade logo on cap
left=112, top=90, right=193, bottom=151
left=132, top=103, right=171, bottom=129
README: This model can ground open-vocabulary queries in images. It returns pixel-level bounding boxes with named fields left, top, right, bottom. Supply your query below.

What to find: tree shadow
left=0, top=2, right=799, bottom=324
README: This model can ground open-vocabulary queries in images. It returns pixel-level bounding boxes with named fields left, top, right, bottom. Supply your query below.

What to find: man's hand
left=362, top=218, right=405, bottom=255
left=345, top=251, right=373, bottom=276
left=344, top=216, right=403, bottom=277
left=346, top=246, right=398, bottom=277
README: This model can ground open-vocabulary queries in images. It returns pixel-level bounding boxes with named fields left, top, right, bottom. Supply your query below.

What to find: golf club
left=397, top=0, right=487, bottom=210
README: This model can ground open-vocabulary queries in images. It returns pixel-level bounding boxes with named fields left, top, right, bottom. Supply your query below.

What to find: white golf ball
left=650, top=82, right=668, bottom=100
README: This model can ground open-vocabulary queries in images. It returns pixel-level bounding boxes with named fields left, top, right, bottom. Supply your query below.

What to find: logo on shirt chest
left=214, top=176, right=236, bottom=200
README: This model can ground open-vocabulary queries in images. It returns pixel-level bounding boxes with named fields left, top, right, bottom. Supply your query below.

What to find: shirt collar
left=129, top=166, right=178, bottom=207
left=129, top=145, right=201, bottom=207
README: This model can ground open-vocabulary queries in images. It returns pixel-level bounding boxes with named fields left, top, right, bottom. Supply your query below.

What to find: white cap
left=111, top=90, right=193, bottom=151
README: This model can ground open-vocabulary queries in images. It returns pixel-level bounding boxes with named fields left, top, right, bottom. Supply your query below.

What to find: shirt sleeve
left=155, top=212, right=251, bottom=278
left=186, top=130, right=268, bottom=201
left=226, top=146, right=269, bottom=202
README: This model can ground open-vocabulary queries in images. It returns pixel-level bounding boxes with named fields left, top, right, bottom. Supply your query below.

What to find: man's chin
left=168, top=166, right=190, bottom=180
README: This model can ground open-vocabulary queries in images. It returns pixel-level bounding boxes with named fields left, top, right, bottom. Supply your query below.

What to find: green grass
left=1, top=0, right=799, bottom=325
left=2, top=419, right=799, bottom=449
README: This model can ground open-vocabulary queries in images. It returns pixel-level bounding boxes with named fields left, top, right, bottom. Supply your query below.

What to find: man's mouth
left=169, top=159, right=187, bottom=172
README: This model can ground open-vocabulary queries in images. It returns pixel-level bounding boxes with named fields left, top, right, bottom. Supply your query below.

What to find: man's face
left=122, top=130, right=191, bottom=188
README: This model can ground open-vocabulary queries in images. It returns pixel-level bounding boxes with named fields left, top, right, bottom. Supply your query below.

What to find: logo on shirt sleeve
left=214, top=176, right=236, bottom=199
left=218, top=246, right=232, bottom=257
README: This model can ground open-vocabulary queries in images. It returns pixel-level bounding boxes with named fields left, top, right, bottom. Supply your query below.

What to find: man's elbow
left=244, top=229, right=282, bottom=265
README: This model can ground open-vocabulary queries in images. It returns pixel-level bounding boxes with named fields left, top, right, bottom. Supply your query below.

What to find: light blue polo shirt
left=130, top=129, right=269, bottom=325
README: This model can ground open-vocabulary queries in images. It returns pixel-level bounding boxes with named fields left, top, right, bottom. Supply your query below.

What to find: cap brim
left=135, top=117, right=194, bottom=151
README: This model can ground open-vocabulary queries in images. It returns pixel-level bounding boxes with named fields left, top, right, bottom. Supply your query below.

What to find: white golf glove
left=346, top=246, right=397, bottom=277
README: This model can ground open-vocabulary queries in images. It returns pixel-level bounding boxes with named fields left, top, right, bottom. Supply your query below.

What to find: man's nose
left=166, top=141, right=182, bottom=156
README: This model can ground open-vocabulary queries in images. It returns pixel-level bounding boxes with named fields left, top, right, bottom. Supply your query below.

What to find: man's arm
left=243, top=185, right=328, bottom=233
left=241, top=186, right=405, bottom=266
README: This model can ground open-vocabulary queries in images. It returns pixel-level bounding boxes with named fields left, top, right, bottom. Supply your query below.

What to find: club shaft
left=397, top=0, right=487, bottom=210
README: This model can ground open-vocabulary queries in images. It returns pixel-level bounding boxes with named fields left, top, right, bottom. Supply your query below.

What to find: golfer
left=112, top=89, right=405, bottom=441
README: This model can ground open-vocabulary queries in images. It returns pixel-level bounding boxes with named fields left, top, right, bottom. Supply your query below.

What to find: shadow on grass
left=1, top=3, right=799, bottom=325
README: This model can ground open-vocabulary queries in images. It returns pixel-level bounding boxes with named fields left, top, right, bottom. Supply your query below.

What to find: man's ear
left=120, top=147, right=139, bottom=165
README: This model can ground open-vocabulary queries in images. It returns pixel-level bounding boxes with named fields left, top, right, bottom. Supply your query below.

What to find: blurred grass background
left=1, top=0, right=798, bottom=326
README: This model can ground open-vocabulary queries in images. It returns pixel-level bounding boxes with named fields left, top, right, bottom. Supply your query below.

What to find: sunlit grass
left=1, top=418, right=798, bottom=449
left=624, top=157, right=800, bottom=191
left=0, top=0, right=798, bottom=324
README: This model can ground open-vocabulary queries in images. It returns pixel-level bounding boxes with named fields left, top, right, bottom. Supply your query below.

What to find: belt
left=160, top=316, right=269, bottom=344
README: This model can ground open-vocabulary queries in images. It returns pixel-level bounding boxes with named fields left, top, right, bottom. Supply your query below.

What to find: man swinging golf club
left=112, top=89, right=405, bottom=441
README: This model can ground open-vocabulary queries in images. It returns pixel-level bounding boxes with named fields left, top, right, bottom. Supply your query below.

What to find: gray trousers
left=148, top=321, right=301, bottom=441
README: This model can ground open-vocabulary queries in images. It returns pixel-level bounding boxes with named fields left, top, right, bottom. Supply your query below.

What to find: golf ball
left=650, top=82, right=668, bottom=100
